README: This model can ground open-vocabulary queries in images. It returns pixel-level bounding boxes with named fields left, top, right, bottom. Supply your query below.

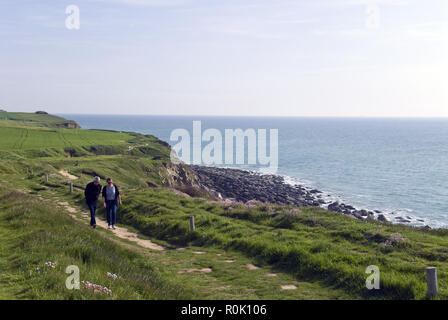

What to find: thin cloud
left=93, top=0, right=193, bottom=7
left=340, top=0, right=408, bottom=5
left=314, top=0, right=409, bottom=7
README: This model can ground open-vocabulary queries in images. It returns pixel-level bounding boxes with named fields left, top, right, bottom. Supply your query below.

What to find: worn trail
left=57, top=201, right=165, bottom=251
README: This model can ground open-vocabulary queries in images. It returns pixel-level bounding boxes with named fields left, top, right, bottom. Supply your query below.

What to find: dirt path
left=58, top=170, right=78, bottom=180
left=57, top=201, right=165, bottom=251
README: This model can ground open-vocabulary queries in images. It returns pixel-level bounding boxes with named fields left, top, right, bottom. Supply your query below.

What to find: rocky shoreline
left=189, top=165, right=417, bottom=225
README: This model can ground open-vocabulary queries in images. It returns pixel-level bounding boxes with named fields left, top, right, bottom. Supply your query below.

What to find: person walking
left=102, top=178, right=122, bottom=230
left=84, top=176, right=102, bottom=228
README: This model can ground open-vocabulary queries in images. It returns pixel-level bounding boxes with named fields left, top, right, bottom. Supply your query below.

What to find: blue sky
left=0, top=0, right=447, bottom=116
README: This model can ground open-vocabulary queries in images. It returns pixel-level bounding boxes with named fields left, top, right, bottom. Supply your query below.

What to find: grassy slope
left=0, top=112, right=447, bottom=300
left=0, top=188, right=190, bottom=300
left=116, top=189, right=448, bottom=300
left=0, top=186, right=352, bottom=300
left=0, top=111, right=79, bottom=128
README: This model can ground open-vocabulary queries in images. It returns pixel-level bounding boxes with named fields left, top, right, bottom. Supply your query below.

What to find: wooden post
left=45, top=174, right=49, bottom=183
left=190, top=216, right=195, bottom=232
left=69, top=182, right=73, bottom=193
left=426, top=267, right=438, bottom=298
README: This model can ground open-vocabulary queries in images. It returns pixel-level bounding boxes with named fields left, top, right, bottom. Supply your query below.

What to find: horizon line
left=55, top=113, right=448, bottom=119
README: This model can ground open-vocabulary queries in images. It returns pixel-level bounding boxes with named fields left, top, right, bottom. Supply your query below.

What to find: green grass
left=0, top=184, right=352, bottom=300
left=0, top=126, right=133, bottom=151
left=1, top=112, right=447, bottom=300
left=112, top=188, right=448, bottom=300
left=26, top=160, right=448, bottom=300
left=0, top=188, right=190, bottom=299
left=0, top=111, right=78, bottom=128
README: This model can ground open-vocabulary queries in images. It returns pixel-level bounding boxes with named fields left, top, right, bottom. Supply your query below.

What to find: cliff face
left=159, top=162, right=201, bottom=188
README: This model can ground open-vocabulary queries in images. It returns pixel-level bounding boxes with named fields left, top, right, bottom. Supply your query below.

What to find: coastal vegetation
left=0, top=112, right=447, bottom=300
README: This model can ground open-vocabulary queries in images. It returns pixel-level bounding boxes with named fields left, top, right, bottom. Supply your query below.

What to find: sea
left=61, top=115, right=448, bottom=228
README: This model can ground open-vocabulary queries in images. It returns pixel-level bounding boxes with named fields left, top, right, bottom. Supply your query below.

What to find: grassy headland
left=0, top=112, right=447, bottom=300
left=0, top=111, right=80, bottom=129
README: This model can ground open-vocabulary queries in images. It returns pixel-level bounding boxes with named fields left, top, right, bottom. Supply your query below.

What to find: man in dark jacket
left=84, top=176, right=102, bottom=228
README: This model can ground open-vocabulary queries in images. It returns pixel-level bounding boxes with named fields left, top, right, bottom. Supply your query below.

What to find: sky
left=0, top=0, right=447, bottom=117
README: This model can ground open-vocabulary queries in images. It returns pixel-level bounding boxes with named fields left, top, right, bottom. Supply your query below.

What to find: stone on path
left=281, top=285, right=297, bottom=290
left=58, top=170, right=78, bottom=180
left=178, top=268, right=212, bottom=274
left=246, top=264, right=260, bottom=270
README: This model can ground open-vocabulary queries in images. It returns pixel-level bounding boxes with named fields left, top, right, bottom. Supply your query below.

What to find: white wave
left=202, top=164, right=448, bottom=229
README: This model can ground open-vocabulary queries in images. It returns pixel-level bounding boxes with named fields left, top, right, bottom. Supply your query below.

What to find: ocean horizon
left=61, top=114, right=448, bottom=229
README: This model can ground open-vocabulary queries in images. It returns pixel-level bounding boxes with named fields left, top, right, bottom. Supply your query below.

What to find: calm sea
left=61, top=115, right=448, bottom=228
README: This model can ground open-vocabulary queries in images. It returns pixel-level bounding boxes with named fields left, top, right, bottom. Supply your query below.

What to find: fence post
left=69, top=182, right=73, bottom=193
left=46, top=174, right=49, bottom=183
left=426, top=267, right=438, bottom=298
left=190, top=216, right=195, bottom=232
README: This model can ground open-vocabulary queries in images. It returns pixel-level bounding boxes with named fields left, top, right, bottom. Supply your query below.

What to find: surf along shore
left=189, top=165, right=423, bottom=228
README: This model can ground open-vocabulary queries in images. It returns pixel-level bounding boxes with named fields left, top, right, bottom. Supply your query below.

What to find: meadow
left=0, top=126, right=134, bottom=151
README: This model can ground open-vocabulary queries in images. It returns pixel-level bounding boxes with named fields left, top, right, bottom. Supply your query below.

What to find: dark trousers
left=86, top=202, right=97, bottom=226
left=106, top=200, right=117, bottom=226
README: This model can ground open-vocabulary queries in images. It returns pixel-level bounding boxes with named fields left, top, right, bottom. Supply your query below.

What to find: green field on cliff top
left=0, top=112, right=447, bottom=300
